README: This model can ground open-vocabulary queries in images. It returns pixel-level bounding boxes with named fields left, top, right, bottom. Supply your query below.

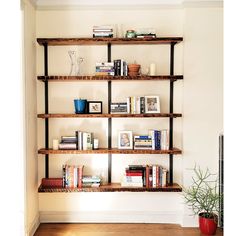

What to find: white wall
left=36, top=5, right=223, bottom=226
left=23, top=0, right=40, bottom=235
left=182, top=6, right=223, bottom=226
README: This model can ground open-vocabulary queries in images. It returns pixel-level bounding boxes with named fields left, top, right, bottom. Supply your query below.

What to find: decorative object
left=93, top=139, right=99, bottom=149
left=118, top=131, right=133, bottom=149
left=88, top=101, right=102, bottom=114
left=145, top=96, right=160, bottom=113
left=68, top=50, right=77, bottom=76
left=52, top=139, right=59, bottom=150
left=183, top=165, right=222, bottom=235
left=126, top=30, right=136, bottom=38
left=149, top=63, right=156, bottom=76
left=77, top=57, right=84, bottom=75
left=74, top=99, right=87, bottom=114
left=68, top=50, right=84, bottom=76
left=128, top=64, right=140, bottom=76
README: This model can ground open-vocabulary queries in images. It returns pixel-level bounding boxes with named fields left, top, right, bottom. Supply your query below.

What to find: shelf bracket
left=43, top=43, right=49, bottom=178
left=169, top=42, right=175, bottom=185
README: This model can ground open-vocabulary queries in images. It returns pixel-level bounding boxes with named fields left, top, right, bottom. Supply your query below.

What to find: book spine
left=127, top=97, right=131, bottom=114
left=62, top=165, right=66, bottom=187
left=140, top=96, right=145, bottom=114
left=146, top=165, right=149, bottom=188
left=152, top=165, right=157, bottom=187
left=75, top=131, right=79, bottom=150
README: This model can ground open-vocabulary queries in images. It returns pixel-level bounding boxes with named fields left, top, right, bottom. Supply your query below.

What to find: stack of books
left=121, top=164, right=169, bottom=188
left=93, top=25, right=113, bottom=38
left=149, top=129, right=169, bottom=150
left=136, top=33, right=156, bottom=38
left=59, top=136, right=77, bottom=150
left=95, top=62, right=114, bottom=76
left=121, top=165, right=145, bottom=187
left=62, top=165, right=84, bottom=188
left=133, top=135, right=152, bottom=150
left=127, top=96, right=145, bottom=114
left=110, top=102, right=127, bottom=114
left=82, top=175, right=101, bottom=187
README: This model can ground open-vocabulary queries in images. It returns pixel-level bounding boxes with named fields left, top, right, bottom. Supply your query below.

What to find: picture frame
left=118, top=131, right=133, bottom=149
left=87, top=101, right=103, bottom=114
left=144, top=96, right=160, bottom=113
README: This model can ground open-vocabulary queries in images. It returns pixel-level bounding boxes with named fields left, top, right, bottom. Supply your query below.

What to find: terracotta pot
left=128, top=64, right=140, bottom=76
left=199, top=212, right=218, bottom=235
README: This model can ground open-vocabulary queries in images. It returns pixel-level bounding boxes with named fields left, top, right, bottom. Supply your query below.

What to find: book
left=152, top=165, right=157, bottom=187
left=77, top=165, right=84, bottom=188
left=41, top=178, right=63, bottom=187
left=59, top=143, right=77, bottom=150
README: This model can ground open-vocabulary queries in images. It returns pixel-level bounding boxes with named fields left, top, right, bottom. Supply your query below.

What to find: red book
left=42, top=178, right=63, bottom=187
left=146, top=165, right=149, bottom=188
left=77, top=165, right=84, bottom=188
left=126, top=172, right=143, bottom=176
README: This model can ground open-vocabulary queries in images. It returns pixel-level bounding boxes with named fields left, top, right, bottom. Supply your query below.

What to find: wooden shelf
left=37, top=37, right=183, bottom=46
left=37, top=75, right=183, bottom=82
left=37, top=113, right=182, bottom=118
left=38, top=183, right=182, bottom=192
left=38, top=148, right=182, bottom=155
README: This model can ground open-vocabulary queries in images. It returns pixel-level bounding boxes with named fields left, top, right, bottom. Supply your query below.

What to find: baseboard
left=40, top=210, right=182, bottom=224
left=27, top=213, right=40, bottom=236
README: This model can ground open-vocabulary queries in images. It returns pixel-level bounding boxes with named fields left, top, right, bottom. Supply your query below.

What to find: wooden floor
left=34, top=223, right=223, bottom=236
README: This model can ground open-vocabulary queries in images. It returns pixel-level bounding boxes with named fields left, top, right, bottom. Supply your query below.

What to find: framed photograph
left=118, top=131, right=133, bottom=149
left=87, top=101, right=102, bottom=114
left=145, top=96, right=160, bottom=113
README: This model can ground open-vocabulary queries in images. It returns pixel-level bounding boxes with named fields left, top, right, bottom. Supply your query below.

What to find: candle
left=52, top=139, right=59, bottom=150
left=149, top=63, right=156, bottom=76
left=94, top=139, right=99, bottom=149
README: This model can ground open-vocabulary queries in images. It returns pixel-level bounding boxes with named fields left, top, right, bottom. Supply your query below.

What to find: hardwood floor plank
left=34, top=223, right=223, bottom=236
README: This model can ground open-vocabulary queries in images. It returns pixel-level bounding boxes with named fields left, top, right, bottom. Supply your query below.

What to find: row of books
left=111, top=96, right=159, bottom=114
left=149, top=130, right=169, bottom=150
left=121, top=164, right=168, bottom=188
left=62, top=164, right=84, bottom=188
left=58, top=131, right=94, bottom=150
left=127, top=96, right=146, bottom=114
left=93, top=25, right=113, bottom=38
left=95, top=60, right=128, bottom=76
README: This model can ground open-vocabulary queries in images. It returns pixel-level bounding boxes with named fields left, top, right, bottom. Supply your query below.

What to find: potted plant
left=183, top=165, right=222, bottom=235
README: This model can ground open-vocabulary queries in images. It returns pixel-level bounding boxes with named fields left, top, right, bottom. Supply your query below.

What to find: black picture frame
left=87, top=101, right=103, bottom=114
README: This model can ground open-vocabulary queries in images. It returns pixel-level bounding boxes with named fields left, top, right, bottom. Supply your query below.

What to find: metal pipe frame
left=43, top=43, right=49, bottom=178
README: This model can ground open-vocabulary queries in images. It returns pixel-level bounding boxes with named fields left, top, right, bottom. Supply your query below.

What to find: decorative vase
left=199, top=213, right=218, bottom=235
left=74, top=99, right=87, bottom=114
left=68, top=50, right=77, bottom=76
left=68, top=51, right=84, bottom=76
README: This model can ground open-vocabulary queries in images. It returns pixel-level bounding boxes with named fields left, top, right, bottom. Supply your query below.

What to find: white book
left=125, top=176, right=143, bottom=183
left=136, top=97, right=141, bottom=114
left=121, top=181, right=143, bottom=187
left=83, top=132, right=88, bottom=150
left=152, top=165, right=157, bottom=187
left=161, top=130, right=169, bottom=150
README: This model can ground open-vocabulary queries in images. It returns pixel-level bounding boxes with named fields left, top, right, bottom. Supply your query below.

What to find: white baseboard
left=27, top=213, right=40, bottom=236
left=40, top=210, right=182, bottom=224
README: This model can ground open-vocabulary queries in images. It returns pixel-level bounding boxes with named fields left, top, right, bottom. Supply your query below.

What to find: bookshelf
left=37, top=37, right=183, bottom=192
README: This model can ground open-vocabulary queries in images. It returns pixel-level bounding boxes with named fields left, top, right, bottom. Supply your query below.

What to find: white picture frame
left=118, top=131, right=133, bottom=149
left=145, top=96, right=160, bottom=113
